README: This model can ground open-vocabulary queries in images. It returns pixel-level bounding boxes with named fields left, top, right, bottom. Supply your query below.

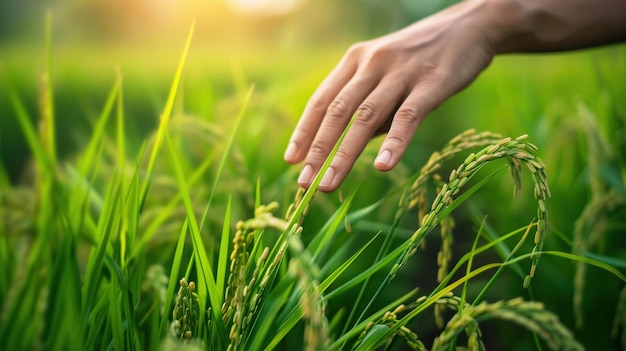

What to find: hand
left=284, top=0, right=498, bottom=192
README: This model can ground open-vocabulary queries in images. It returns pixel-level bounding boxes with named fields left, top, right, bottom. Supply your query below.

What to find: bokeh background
left=1, top=0, right=625, bottom=349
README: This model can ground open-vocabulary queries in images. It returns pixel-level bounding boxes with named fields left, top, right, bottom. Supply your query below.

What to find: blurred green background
left=1, top=0, right=625, bottom=349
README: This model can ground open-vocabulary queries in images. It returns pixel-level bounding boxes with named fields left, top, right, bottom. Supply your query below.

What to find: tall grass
left=1, top=18, right=625, bottom=351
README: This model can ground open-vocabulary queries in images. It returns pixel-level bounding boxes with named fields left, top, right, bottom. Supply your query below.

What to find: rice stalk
left=572, top=190, right=625, bottom=327
left=346, top=129, right=503, bottom=332
left=170, top=278, right=200, bottom=340
left=397, top=129, right=503, bottom=222
left=221, top=202, right=289, bottom=350
left=390, top=133, right=551, bottom=287
left=432, top=297, right=583, bottom=351
left=437, top=293, right=486, bottom=351
left=356, top=303, right=427, bottom=351
left=287, top=235, right=330, bottom=351
left=572, top=103, right=626, bottom=328
left=432, top=173, right=456, bottom=329
left=433, top=174, right=455, bottom=284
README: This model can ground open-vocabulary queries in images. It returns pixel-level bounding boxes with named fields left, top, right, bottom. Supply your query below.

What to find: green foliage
left=1, top=13, right=626, bottom=351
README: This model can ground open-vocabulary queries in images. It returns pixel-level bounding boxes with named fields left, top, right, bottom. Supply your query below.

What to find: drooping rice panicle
left=397, top=129, right=503, bottom=222
left=389, top=133, right=551, bottom=289
left=432, top=298, right=583, bottom=351
left=432, top=174, right=455, bottom=284
left=572, top=190, right=624, bottom=327
left=356, top=303, right=427, bottom=351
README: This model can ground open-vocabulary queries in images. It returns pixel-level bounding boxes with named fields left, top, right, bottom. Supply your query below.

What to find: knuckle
left=346, top=42, right=367, bottom=57
left=334, top=147, right=351, bottom=161
left=309, top=142, right=329, bottom=158
left=307, top=95, right=330, bottom=115
left=326, top=97, right=349, bottom=119
left=355, top=102, right=377, bottom=124
left=385, top=134, right=407, bottom=146
left=395, top=103, right=422, bottom=126
left=365, top=45, right=393, bottom=65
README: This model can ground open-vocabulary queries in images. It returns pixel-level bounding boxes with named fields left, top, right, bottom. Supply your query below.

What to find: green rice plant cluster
left=1, top=18, right=626, bottom=351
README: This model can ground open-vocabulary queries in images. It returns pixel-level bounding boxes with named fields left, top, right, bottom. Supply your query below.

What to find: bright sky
left=226, top=0, right=301, bottom=14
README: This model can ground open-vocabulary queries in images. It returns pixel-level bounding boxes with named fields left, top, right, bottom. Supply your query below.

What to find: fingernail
left=284, top=142, right=297, bottom=161
left=320, top=167, right=335, bottom=188
left=375, top=149, right=392, bottom=166
left=298, top=164, right=314, bottom=185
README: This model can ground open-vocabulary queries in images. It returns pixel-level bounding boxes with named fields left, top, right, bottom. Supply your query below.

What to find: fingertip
left=284, top=142, right=301, bottom=164
left=374, top=149, right=395, bottom=171
left=297, top=164, right=314, bottom=188
left=318, top=166, right=337, bottom=192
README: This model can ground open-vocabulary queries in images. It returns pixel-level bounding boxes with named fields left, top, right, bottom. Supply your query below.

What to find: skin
left=283, top=0, right=626, bottom=192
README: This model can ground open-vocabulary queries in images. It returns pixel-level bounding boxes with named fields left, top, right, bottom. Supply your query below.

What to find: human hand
left=284, top=0, right=499, bottom=192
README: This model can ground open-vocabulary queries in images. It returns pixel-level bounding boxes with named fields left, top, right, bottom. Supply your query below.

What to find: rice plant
left=1, top=15, right=625, bottom=351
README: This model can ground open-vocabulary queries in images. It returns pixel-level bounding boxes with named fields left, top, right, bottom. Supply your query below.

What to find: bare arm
left=495, top=0, right=626, bottom=53
left=284, top=0, right=626, bottom=192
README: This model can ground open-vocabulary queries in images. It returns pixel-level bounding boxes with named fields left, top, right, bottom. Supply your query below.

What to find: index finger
left=283, top=57, right=357, bottom=164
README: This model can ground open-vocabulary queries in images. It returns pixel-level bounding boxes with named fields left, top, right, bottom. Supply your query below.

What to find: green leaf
left=160, top=218, right=190, bottom=336
left=140, top=19, right=195, bottom=204
left=216, top=196, right=233, bottom=303
left=354, top=324, right=390, bottom=351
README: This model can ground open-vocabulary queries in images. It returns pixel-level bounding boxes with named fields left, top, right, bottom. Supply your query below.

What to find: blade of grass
left=131, top=143, right=218, bottom=259
left=522, top=251, right=626, bottom=282
left=198, top=84, right=255, bottom=231
left=82, top=172, right=122, bottom=322
left=77, top=77, right=121, bottom=175
left=472, top=221, right=534, bottom=306
left=242, top=99, right=359, bottom=351
left=109, top=277, right=125, bottom=351
left=354, top=324, right=391, bottom=351
left=324, top=242, right=410, bottom=301
left=265, top=230, right=382, bottom=349
left=550, top=225, right=626, bottom=269
left=160, top=218, right=190, bottom=336
left=42, top=9, right=56, bottom=166
left=6, top=81, right=54, bottom=176
left=343, top=263, right=504, bottom=349
left=467, top=203, right=529, bottom=279
left=164, top=130, right=226, bottom=345
left=318, top=231, right=382, bottom=294
left=310, top=186, right=358, bottom=260
left=352, top=164, right=507, bottom=331
left=328, top=289, right=419, bottom=350
left=435, top=225, right=529, bottom=296
left=459, top=217, right=486, bottom=313
left=43, top=222, right=83, bottom=350
left=216, top=196, right=233, bottom=304
left=245, top=272, right=297, bottom=350
left=116, top=67, right=125, bottom=172
left=285, top=112, right=359, bottom=228
left=140, top=19, right=195, bottom=205
left=358, top=249, right=626, bottom=350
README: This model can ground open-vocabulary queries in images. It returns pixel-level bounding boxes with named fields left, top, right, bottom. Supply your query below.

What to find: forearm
left=479, top=0, right=626, bottom=53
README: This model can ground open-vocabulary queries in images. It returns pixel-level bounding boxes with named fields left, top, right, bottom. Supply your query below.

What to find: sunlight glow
left=226, top=0, right=301, bottom=15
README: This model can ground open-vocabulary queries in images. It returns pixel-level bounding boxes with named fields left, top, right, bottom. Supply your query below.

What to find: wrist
left=470, top=0, right=533, bottom=54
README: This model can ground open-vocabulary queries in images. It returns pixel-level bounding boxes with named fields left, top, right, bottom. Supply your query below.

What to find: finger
left=284, top=59, right=358, bottom=165
left=297, top=74, right=379, bottom=189
left=374, top=88, right=441, bottom=171
left=317, top=78, right=409, bottom=192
